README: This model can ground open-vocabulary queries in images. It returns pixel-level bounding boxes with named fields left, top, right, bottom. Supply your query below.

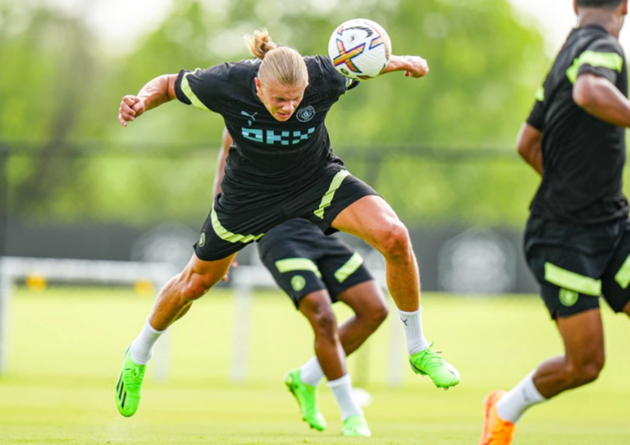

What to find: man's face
left=255, top=77, right=307, bottom=122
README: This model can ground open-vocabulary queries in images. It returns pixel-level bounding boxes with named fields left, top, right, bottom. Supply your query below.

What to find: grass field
left=1, top=286, right=629, bottom=444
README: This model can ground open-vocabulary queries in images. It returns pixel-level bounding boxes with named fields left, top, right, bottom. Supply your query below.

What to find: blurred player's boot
left=479, top=390, right=515, bottom=445
left=409, top=342, right=460, bottom=389
left=284, top=369, right=326, bottom=431
left=115, top=347, right=146, bottom=417
left=341, top=415, right=371, bottom=437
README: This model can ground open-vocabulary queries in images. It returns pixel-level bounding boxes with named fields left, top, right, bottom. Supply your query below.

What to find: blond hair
left=244, top=29, right=308, bottom=86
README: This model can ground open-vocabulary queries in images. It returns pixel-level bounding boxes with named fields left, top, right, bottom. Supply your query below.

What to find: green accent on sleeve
left=544, top=262, right=601, bottom=296
left=566, top=50, right=623, bottom=84
left=535, top=86, right=544, bottom=102
left=180, top=72, right=211, bottom=111
left=314, top=170, right=350, bottom=219
left=211, top=207, right=264, bottom=243
left=614, top=254, right=630, bottom=289
left=334, top=252, right=364, bottom=283
left=275, top=258, right=322, bottom=278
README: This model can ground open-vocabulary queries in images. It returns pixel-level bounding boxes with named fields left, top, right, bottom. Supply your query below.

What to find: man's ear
left=573, top=0, right=579, bottom=16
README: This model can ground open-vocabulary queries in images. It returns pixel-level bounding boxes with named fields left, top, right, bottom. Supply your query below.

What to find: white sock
left=327, top=374, right=363, bottom=421
left=129, top=318, right=166, bottom=365
left=300, top=357, right=324, bottom=386
left=496, top=371, right=547, bottom=423
left=397, top=307, right=430, bottom=355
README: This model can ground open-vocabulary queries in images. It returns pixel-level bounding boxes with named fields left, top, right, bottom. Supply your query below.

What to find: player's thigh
left=298, top=289, right=338, bottom=326
left=556, top=308, right=605, bottom=369
left=330, top=195, right=408, bottom=252
left=179, top=251, right=237, bottom=291
left=600, top=222, right=630, bottom=315
left=336, top=280, right=388, bottom=319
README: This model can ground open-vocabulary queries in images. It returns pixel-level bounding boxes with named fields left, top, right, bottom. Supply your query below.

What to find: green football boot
left=409, top=342, right=460, bottom=389
left=115, top=347, right=146, bottom=417
left=341, top=415, right=371, bottom=437
left=284, top=369, right=326, bottom=431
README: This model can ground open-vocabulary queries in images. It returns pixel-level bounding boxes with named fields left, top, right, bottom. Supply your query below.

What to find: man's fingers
left=120, top=101, right=136, bottom=116
left=123, top=95, right=139, bottom=106
left=118, top=113, right=128, bottom=127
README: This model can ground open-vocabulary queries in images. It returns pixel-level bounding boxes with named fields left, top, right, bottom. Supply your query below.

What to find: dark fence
left=0, top=140, right=553, bottom=293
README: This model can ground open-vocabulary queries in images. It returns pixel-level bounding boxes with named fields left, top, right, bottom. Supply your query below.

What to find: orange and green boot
left=479, top=390, right=516, bottom=445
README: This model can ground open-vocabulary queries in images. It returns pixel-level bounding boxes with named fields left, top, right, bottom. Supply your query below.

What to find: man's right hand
left=118, top=95, right=146, bottom=127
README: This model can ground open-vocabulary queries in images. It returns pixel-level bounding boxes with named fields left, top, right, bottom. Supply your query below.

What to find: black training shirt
left=175, top=56, right=352, bottom=190
left=527, top=24, right=629, bottom=224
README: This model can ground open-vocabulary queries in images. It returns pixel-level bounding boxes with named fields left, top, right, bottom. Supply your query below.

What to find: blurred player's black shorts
left=257, top=219, right=374, bottom=308
left=525, top=216, right=630, bottom=319
left=194, top=164, right=379, bottom=262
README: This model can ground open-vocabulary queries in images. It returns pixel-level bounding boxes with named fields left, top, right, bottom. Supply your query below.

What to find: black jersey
left=527, top=25, right=629, bottom=224
left=175, top=56, right=351, bottom=190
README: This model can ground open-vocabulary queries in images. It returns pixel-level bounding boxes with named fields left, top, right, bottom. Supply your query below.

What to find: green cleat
left=284, top=369, right=326, bottom=431
left=409, top=342, right=460, bottom=389
left=341, top=415, right=371, bottom=437
left=115, top=347, right=146, bottom=417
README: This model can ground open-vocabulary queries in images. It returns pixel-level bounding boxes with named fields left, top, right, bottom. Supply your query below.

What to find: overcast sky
left=29, top=0, right=630, bottom=56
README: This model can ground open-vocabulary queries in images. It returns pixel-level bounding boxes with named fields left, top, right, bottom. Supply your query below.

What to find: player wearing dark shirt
left=215, top=129, right=387, bottom=436
left=114, top=29, right=460, bottom=429
left=480, top=2, right=630, bottom=444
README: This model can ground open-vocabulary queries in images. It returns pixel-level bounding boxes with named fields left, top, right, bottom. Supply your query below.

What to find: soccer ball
left=328, top=18, right=392, bottom=80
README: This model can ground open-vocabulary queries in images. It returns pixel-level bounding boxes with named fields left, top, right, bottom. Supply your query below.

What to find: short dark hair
left=576, top=0, right=624, bottom=8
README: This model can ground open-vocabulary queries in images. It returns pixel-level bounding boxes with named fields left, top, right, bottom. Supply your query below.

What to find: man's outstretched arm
left=118, top=74, right=178, bottom=127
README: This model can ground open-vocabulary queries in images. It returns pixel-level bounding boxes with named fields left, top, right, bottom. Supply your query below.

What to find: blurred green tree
left=1, top=0, right=552, bottom=227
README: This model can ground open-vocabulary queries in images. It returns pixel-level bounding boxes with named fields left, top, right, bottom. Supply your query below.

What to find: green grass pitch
left=0, top=286, right=629, bottom=444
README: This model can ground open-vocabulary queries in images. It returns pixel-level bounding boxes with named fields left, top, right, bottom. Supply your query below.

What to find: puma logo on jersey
left=241, top=110, right=258, bottom=126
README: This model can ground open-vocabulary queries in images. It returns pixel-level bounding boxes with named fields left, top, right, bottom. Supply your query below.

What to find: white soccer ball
left=328, top=18, right=392, bottom=80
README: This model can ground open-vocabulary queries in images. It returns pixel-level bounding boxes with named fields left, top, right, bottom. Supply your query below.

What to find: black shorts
left=257, top=218, right=374, bottom=308
left=525, top=216, right=630, bottom=319
left=194, top=164, right=379, bottom=261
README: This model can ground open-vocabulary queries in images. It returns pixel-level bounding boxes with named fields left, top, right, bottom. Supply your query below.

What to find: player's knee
left=312, top=306, right=338, bottom=339
left=379, top=221, right=411, bottom=260
left=569, top=354, right=605, bottom=386
left=365, top=300, right=388, bottom=328
left=578, top=357, right=605, bottom=385
left=180, top=273, right=215, bottom=302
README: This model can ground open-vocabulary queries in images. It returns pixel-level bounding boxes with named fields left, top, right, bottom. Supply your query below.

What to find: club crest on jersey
left=296, top=105, right=316, bottom=122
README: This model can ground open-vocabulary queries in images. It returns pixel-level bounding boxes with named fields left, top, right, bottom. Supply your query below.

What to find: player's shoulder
left=579, top=26, right=624, bottom=55
left=210, top=59, right=260, bottom=84
left=304, top=55, right=347, bottom=92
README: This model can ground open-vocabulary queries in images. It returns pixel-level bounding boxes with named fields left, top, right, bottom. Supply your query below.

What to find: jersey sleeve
left=308, top=55, right=358, bottom=97
left=526, top=85, right=546, bottom=131
left=174, top=64, right=231, bottom=112
left=568, top=38, right=624, bottom=85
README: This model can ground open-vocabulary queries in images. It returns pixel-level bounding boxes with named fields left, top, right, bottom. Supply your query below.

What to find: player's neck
left=578, top=11, right=623, bottom=39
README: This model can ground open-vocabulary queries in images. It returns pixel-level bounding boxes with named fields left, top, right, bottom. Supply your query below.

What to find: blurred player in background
left=115, top=29, right=460, bottom=427
left=480, top=1, right=630, bottom=444
left=217, top=129, right=388, bottom=436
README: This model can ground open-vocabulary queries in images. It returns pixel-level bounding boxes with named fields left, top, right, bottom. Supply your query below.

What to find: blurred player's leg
left=115, top=253, right=235, bottom=417
left=286, top=290, right=368, bottom=435
left=480, top=309, right=605, bottom=444
left=332, top=195, right=460, bottom=388
left=297, top=280, right=388, bottom=388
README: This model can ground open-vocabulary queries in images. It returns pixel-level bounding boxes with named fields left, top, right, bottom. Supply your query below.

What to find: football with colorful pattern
left=328, top=19, right=392, bottom=80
